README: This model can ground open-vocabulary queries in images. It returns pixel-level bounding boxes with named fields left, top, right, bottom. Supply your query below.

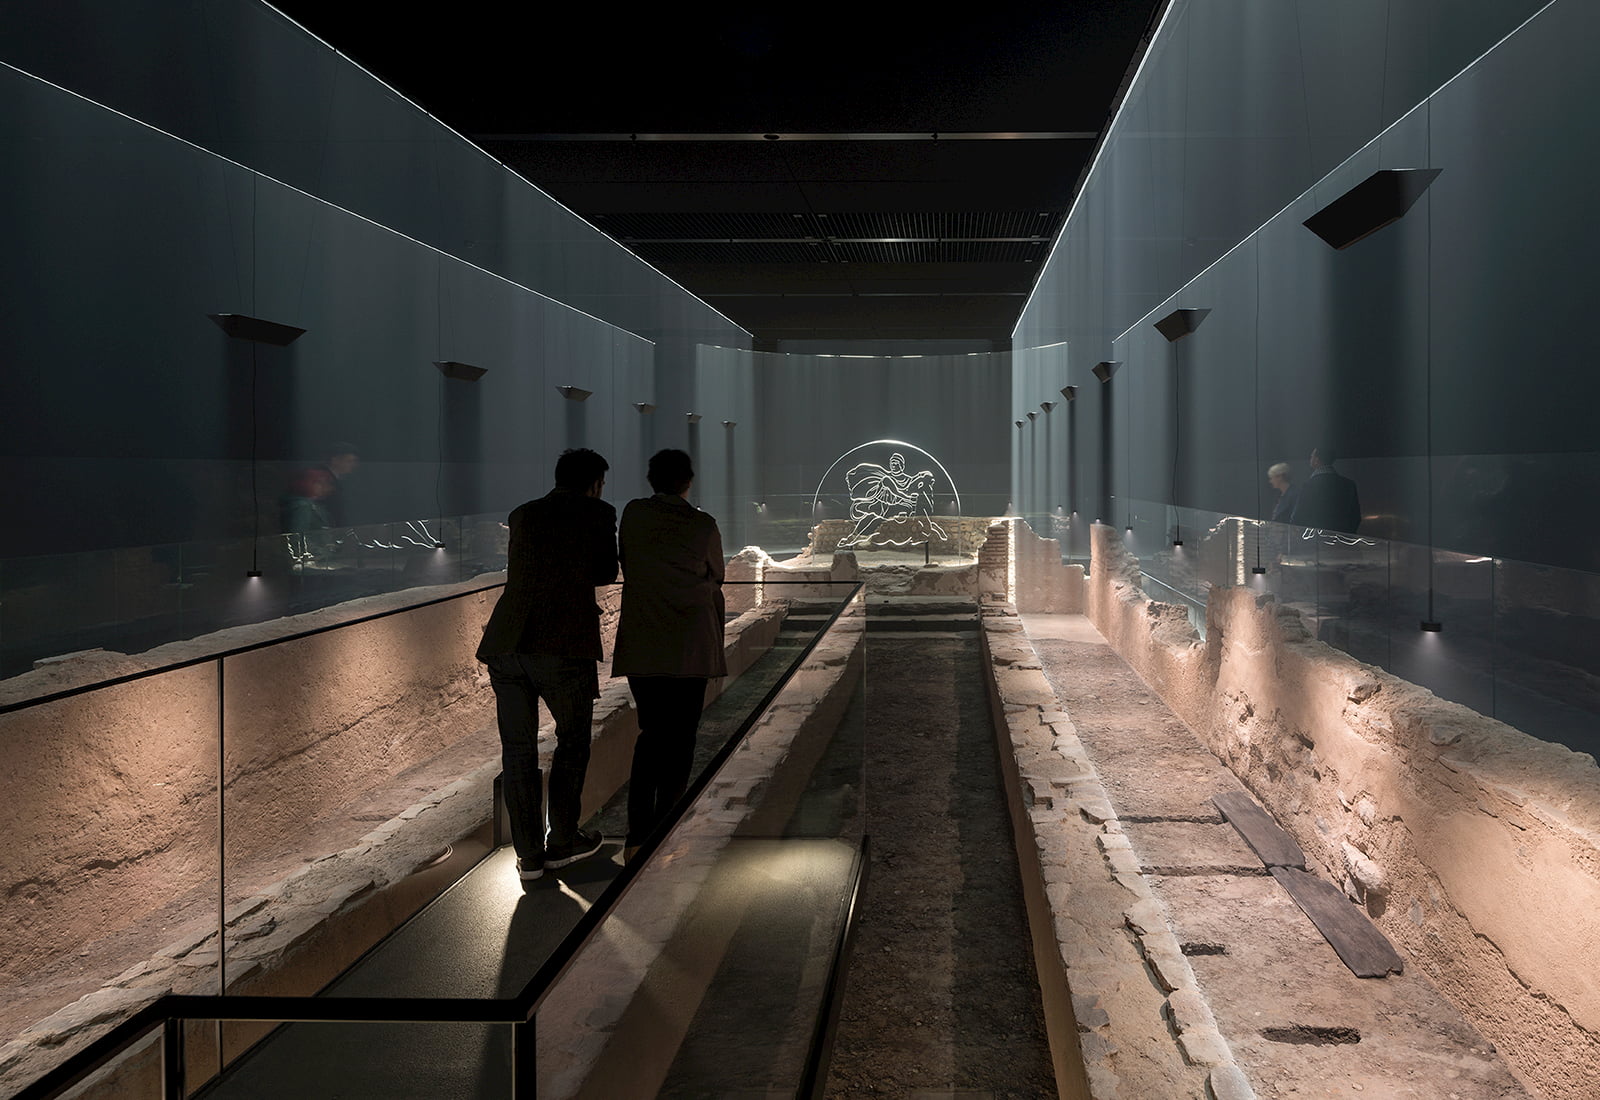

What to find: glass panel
left=535, top=582, right=866, bottom=1097
left=191, top=1019, right=515, bottom=1099
left=0, top=665, right=220, bottom=1087
left=1494, top=555, right=1600, bottom=758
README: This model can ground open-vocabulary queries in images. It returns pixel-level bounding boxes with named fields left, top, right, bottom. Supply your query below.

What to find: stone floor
left=1022, top=613, right=1532, bottom=1100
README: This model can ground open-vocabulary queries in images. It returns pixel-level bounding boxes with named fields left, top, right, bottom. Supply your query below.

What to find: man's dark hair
left=554, top=448, right=609, bottom=491
left=647, top=448, right=694, bottom=495
left=1314, top=445, right=1339, bottom=466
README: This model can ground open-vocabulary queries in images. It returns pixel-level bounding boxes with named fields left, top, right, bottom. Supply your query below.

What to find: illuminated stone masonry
left=990, top=517, right=1592, bottom=1100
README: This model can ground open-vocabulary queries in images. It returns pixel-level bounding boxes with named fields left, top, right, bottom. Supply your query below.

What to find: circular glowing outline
left=810, top=438, right=962, bottom=520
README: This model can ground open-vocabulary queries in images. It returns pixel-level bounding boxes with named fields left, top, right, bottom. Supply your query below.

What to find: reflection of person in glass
left=477, top=448, right=617, bottom=881
left=839, top=452, right=946, bottom=547
left=1267, top=462, right=1300, bottom=523
left=612, top=449, right=727, bottom=862
left=1291, top=446, right=1361, bottom=534
left=281, top=442, right=360, bottom=564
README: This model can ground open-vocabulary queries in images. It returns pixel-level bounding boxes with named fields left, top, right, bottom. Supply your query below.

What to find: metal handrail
left=0, top=581, right=508, bottom=716
left=15, top=579, right=866, bottom=1099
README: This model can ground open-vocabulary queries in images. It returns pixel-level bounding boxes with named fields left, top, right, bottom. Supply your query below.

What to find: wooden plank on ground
left=1211, top=791, right=1306, bottom=869
left=1271, top=866, right=1405, bottom=978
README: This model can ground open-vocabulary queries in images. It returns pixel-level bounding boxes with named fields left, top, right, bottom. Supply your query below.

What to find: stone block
left=1123, top=898, right=1165, bottom=937
left=1208, top=1063, right=1256, bottom=1100
left=1177, top=1027, right=1232, bottom=1067
left=1072, top=993, right=1111, bottom=1031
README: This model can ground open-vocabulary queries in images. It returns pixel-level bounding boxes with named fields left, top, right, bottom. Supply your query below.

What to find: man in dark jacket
left=477, top=448, right=618, bottom=880
left=1291, top=446, right=1362, bottom=534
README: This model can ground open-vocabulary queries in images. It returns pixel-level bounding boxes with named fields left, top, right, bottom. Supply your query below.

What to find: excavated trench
left=824, top=601, right=1057, bottom=1099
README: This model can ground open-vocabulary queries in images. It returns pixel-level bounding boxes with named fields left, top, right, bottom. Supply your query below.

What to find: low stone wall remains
left=978, top=602, right=1246, bottom=1100
left=807, top=516, right=992, bottom=556
left=1069, top=520, right=1600, bottom=1100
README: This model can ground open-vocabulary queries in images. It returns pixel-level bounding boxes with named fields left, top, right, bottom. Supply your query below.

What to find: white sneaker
left=517, top=857, right=544, bottom=881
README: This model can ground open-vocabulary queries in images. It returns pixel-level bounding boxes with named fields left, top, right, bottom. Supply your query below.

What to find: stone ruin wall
left=1061, top=521, right=1600, bottom=1100
left=807, top=516, right=994, bottom=557
left=0, top=576, right=789, bottom=1096
left=0, top=579, right=519, bottom=989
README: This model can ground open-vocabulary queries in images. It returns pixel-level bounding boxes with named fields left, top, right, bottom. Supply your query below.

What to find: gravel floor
left=824, top=629, right=1057, bottom=1099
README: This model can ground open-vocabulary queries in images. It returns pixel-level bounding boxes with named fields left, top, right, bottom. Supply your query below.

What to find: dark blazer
left=476, top=489, right=618, bottom=662
left=611, top=494, right=728, bottom=678
left=1291, top=468, right=1361, bottom=534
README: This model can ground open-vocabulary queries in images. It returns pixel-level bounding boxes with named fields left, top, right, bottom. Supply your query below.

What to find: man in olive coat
left=477, top=448, right=617, bottom=880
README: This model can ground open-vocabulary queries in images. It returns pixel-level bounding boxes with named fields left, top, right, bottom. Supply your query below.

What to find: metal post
left=510, top=1016, right=536, bottom=1098
left=216, top=657, right=226, bottom=1072
left=162, top=1018, right=185, bottom=1100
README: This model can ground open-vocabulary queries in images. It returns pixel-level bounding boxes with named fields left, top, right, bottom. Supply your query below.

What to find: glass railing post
left=512, top=1017, right=535, bottom=1098
left=162, top=1016, right=186, bottom=1100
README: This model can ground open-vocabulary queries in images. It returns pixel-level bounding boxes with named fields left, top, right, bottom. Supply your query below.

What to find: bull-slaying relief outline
left=811, top=440, right=962, bottom=550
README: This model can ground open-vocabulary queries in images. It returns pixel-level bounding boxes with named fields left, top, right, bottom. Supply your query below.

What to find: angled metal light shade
left=433, top=360, right=487, bottom=381
left=722, top=420, right=737, bottom=428
left=1420, top=619, right=1443, bottom=633
left=1040, top=400, right=1057, bottom=413
left=1026, top=411, right=1037, bottom=421
left=633, top=402, right=656, bottom=413
left=686, top=412, right=702, bottom=423
left=208, top=313, right=305, bottom=346
left=1154, top=308, right=1210, bottom=342
left=1060, top=385, right=1078, bottom=401
left=1092, top=361, right=1119, bottom=383
left=1014, top=419, right=1025, bottom=429
left=1304, top=168, right=1442, bottom=250
left=556, top=385, right=592, bottom=401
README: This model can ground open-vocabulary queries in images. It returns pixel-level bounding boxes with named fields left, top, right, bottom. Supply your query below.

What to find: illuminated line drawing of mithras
left=839, top=451, right=947, bottom=548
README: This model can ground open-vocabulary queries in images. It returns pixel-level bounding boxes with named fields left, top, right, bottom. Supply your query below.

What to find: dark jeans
left=486, top=653, right=597, bottom=862
left=626, top=676, right=709, bottom=846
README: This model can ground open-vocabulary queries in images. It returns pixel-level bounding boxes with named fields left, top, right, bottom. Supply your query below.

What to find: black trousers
left=625, top=676, right=708, bottom=846
left=486, top=653, right=596, bottom=861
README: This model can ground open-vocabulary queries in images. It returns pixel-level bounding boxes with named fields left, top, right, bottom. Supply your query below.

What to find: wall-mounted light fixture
left=433, top=360, right=487, bottom=381
left=556, top=385, right=592, bottom=401
left=208, top=313, right=306, bottom=346
left=1060, top=385, right=1077, bottom=401
left=1154, top=308, right=1210, bottom=342
left=1014, top=419, right=1025, bottom=429
left=1092, top=361, right=1119, bottom=383
left=1026, top=411, right=1037, bottom=421
left=1040, top=400, right=1057, bottom=413
left=686, top=412, right=703, bottom=423
left=633, top=402, right=656, bottom=413
left=722, top=420, right=737, bottom=428
left=1303, top=168, right=1442, bottom=250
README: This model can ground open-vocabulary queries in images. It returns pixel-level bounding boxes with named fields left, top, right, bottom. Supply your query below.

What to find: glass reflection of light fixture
left=1153, top=308, right=1209, bottom=342
left=1303, top=168, right=1442, bottom=250
left=433, top=360, right=487, bottom=381
left=212, top=309, right=307, bottom=578
left=208, top=313, right=305, bottom=346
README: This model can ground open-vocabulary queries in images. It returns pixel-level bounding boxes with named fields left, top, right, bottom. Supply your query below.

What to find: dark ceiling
left=273, top=2, right=1163, bottom=346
